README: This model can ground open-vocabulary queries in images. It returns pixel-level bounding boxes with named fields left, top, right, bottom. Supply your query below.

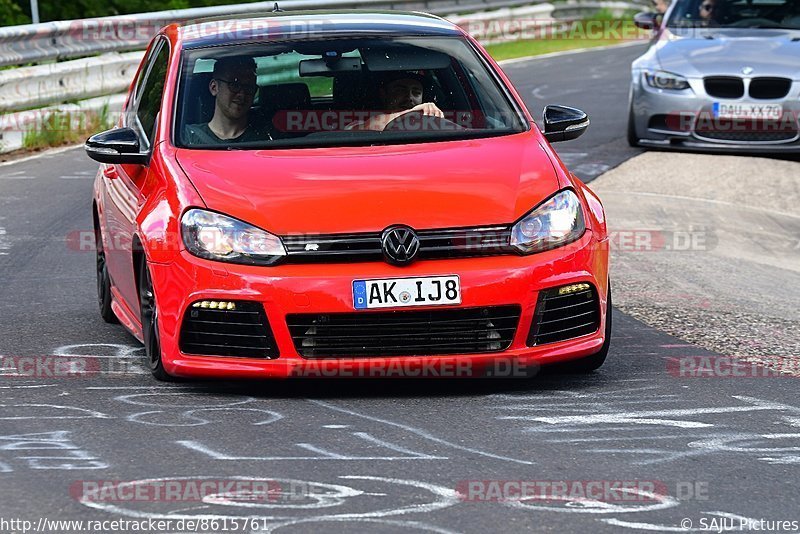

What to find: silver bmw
left=628, top=0, right=800, bottom=152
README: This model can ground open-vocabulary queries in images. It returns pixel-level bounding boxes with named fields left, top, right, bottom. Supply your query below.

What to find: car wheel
left=95, top=226, right=118, bottom=324
left=557, top=282, right=612, bottom=373
left=627, top=104, right=640, bottom=148
left=139, top=259, right=175, bottom=381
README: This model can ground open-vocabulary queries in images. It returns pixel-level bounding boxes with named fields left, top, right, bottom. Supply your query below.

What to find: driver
left=346, top=71, right=444, bottom=131
left=184, top=56, right=267, bottom=144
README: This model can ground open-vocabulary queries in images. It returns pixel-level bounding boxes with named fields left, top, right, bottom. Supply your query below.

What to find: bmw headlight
left=510, top=189, right=586, bottom=254
left=643, top=70, right=690, bottom=90
left=181, top=208, right=286, bottom=265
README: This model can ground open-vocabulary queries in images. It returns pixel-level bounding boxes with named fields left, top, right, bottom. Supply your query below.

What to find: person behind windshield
left=346, top=71, right=444, bottom=131
left=698, top=0, right=720, bottom=24
left=184, top=56, right=266, bottom=144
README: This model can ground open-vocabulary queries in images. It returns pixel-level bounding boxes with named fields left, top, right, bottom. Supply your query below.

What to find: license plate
left=353, top=275, right=461, bottom=310
left=713, top=102, right=782, bottom=120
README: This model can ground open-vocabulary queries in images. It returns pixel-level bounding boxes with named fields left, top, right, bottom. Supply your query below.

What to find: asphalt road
left=501, top=43, right=646, bottom=182
left=2, top=44, right=800, bottom=534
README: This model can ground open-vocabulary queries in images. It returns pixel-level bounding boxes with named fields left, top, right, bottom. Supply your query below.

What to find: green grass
left=22, top=103, right=114, bottom=150
left=485, top=37, right=626, bottom=61
left=485, top=13, right=647, bottom=62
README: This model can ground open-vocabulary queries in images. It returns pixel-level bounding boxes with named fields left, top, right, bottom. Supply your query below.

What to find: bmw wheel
left=627, top=104, right=640, bottom=148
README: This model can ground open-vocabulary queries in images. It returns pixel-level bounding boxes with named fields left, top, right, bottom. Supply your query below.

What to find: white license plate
left=713, top=102, right=782, bottom=120
left=353, top=275, right=461, bottom=309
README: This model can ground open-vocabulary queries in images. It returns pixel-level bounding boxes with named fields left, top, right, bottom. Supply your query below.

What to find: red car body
left=89, top=12, right=610, bottom=380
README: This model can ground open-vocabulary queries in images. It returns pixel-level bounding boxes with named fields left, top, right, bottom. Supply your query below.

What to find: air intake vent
left=287, top=305, right=521, bottom=358
left=749, top=77, right=791, bottom=99
left=528, top=284, right=600, bottom=345
left=704, top=77, right=744, bottom=99
left=179, top=300, right=278, bottom=358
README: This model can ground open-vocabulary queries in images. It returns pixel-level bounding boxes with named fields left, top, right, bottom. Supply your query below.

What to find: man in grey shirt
left=184, top=56, right=268, bottom=145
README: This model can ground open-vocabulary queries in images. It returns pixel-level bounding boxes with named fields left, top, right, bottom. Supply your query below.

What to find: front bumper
left=148, top=231, right=609, bottom=379
left=630, top=72, right=800, bottom=153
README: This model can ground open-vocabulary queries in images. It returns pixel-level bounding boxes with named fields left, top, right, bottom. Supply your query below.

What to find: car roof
left=178, top=10, right=464, bottom=48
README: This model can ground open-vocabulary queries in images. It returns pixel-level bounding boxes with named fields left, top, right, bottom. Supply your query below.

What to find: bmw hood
left=655, top=28, right=800, bottom=78
left=175, top=133, right=560, bottom=235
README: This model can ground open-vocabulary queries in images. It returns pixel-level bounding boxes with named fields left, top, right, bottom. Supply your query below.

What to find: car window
left=133, top=41, right=169, bottom=149
left=175, top=36, right=527, bottom=150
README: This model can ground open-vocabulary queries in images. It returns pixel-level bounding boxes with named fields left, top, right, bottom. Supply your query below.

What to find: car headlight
left=510, top=189, right=585, bottom=254
left=181, top=208, right=286, bottom=265
left=643, top=70, right=690, bottom=90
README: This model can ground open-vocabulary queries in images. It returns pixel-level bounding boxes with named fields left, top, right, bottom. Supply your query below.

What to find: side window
left=126, top=45, right=156, bottom=115
left=134, top=41, right=169, bottom=149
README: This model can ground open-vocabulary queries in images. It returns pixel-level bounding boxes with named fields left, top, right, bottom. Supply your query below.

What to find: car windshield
left=667, top=0, right=800, bottom=28
left=175, top=36, right=527, bottom=150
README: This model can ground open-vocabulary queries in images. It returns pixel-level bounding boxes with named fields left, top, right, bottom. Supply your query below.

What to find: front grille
left=749, top=77, right=791, bottom=99
left=179, top=300, right=279, bottom=358
left=704, top=77, right=744, bottom=99
left=282, top=226, right=514, bottom=264
left=695, top=130, right=798, bottom=142
left=528, top=284, right=600, bottom=345
left=287, top=305, right=521, bottom=358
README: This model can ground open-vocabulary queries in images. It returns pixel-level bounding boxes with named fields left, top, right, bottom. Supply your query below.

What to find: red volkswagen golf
left=86, top=11, right=611, bottom=381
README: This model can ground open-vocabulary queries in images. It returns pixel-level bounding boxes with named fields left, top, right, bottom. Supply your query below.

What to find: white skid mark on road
left=1, top=171, right=35, bottom=180
left=0, top=227, right=8, bottom=255
left=310, top=399, right=534, bottom=465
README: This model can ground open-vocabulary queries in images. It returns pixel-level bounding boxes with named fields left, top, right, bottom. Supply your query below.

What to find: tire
left=557, top=283, right=612, bottom=373
left=627, top=105, right=640, bottom=148
left=95, top=226, right=119, bottom=324
left=139, top=259, right=175, bottom=382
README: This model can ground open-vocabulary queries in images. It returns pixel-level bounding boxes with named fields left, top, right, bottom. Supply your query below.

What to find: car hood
left=175, top=133, right=559, bottom=235
left=655, top=28, right=800, bottom=78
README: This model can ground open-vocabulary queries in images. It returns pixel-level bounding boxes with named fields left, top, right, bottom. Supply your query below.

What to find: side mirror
left=85, top=127, right=149, bottom=165
left=633, top=11, right=661, bottom=30
left=542, top=105, right=589, bottom=143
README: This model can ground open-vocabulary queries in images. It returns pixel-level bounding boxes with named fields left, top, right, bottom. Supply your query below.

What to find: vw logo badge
left=741, top=66, right=754, bottom=75
left=381, top=225, right=420, bottom=265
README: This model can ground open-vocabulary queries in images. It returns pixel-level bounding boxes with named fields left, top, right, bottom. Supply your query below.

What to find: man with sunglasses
left=184, top=56, right=266, bottom=144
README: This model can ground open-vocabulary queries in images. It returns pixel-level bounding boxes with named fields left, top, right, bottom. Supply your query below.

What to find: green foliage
left=0, top=0, right=28, bottom=25
left=22, top=103, right=114, bottom=150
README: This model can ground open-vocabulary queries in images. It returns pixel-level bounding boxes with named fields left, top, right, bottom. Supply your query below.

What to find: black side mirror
left=542, top=105, right=589, bottom=143
left=85, top=127, right=149, bottom=165
left=633, top=11, right=661, bottom=30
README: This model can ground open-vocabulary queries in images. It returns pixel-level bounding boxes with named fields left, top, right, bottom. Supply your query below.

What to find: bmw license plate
left=353, top=275, right=461, bottom=310
left=713, top=102, right=782, bottom=120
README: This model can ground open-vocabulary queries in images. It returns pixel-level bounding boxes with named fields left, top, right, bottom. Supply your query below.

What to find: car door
left=102, top=37, right=170, bottom=319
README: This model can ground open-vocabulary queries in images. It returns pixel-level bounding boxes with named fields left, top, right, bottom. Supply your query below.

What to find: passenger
left=347, top=71, right=444, bottom=131
left=184, top=56, right=266, bottom=144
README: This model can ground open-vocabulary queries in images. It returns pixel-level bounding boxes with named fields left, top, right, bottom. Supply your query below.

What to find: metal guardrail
left=0, top=52, right=144, bottom=113
left=0, top=0, right=551, bottom=67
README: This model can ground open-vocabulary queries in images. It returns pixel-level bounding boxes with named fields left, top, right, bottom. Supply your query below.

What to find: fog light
left=557, top=283, right=591, bottom=296
left=192, top=300, right=237, bottom=311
